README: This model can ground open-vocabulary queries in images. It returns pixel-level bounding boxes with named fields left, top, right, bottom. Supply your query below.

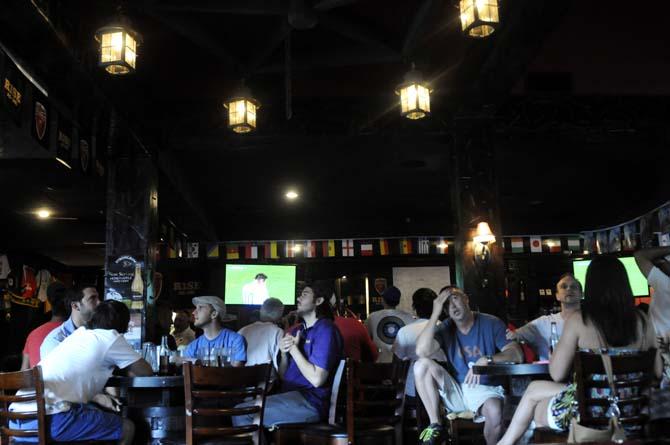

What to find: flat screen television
left=224, top=264, right=297, bottom=305
left=572, top=257, right=649, bottom=297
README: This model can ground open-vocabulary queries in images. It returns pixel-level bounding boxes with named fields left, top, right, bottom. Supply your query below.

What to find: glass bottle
left=159, top=335, right=170, bottom=375
left=549, top=321, right=559, bottom=355
left=131, top=263, right=143, bottom=296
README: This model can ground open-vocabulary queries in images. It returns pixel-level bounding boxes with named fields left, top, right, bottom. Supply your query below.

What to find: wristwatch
left=486, top=355, right=494, bottom=365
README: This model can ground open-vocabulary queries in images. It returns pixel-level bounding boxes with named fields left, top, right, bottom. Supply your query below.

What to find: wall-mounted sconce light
left=473, top=221, right=496, bottom=264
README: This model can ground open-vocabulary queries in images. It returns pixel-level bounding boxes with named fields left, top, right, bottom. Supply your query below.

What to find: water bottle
left=549, top=321, right=559, bottom=355
left=159, top=335, right=170, bottom=375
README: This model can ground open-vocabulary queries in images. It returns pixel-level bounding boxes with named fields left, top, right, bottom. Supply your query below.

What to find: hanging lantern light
left=395, top=64, right=432, bottom=120
left=94, top=14, right=141, bottom=75
left=459, top=0, right=500, bottom=38
left=224, top=84, right=260, bottom=134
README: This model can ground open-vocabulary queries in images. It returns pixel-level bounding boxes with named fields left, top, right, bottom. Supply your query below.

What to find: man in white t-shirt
left=242, top=273, right=270, bottom=305
left=393, top=288, right=446, bottom=397
left=634, top=246, right=670, bottom=337
left=365, top=286, right=414, bottom=362
left=238, top=297, right=284, bottom=372
left=10, top=300, right=153, bottom=444
left=506, top=273, right=582, bottom=360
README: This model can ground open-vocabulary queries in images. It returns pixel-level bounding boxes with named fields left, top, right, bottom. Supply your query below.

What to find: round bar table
left=472, top=363, right=549, bottom=377
left=473, top=363, right=551, bottom=403
left=106, top=375, right=185, bottom=445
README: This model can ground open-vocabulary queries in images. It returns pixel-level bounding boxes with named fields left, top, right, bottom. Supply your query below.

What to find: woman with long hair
left=498, top=256, right=662, bottom=445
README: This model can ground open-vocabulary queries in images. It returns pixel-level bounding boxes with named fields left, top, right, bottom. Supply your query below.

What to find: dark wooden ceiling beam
left=314, top=0, right=357, bottom=11
left=317, top=13, right=398, bottom=56
left=244, top=21, right=292, bottom=76
left=154, top=0, right=287, bottom=15
left=142, top=9, right=242, bottom=72
left=256, top=48, right=401, bottom=73
left=401, top=0, right=439, bottom=58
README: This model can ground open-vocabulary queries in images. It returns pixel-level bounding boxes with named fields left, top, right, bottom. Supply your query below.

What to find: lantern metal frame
left=459, top=0, right=500, bottom=38
left=395, top=66, right=432, bottom=120
left=94, top=17, right=142, bottom=75
left=223, top=86, right=261, bottom=134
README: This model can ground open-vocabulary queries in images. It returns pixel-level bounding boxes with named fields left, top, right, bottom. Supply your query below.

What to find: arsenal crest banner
left=31, top=89, right=49, bottom=150
left=78, top=118, right=92, bottom=175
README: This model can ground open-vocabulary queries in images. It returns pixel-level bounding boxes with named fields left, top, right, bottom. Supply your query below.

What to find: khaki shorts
left=434, top=364, right=505, bottom=423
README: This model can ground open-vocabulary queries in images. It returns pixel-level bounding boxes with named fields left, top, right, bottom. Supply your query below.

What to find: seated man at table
left=393, top=287, right=447, bottom=397
left=238, top=297, right=284, bottom=372
left=183, top=296, right=247, bottom=367
left=506, top=273, right=582, bottom=360
left=415, top=286, right=523, bottom=445
left=232, top=281, right=343, bottom=427
left=40, top=284, right=100, bottom=359
left=10, top=300, right=153, bottom=444
left=21, top=282, right=69, bottom=370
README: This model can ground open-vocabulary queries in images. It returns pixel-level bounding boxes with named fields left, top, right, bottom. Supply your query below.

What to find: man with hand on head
left=414, top=286, right=523, bottom=445
left=183, top=296, right=246, bottom=367
left=233, top=282, right=343, bottom=427
left=40, top=284, right=100, bottom=359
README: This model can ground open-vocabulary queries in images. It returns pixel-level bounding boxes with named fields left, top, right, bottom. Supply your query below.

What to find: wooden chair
left=574, top=349, right=657, bottom=437
left=301, top=358, right=410, bottom=445
left=183, top=362, right=271, bottom=445
left=270, top=359, right=346, bottom=445
left=533, top=349, right=657, bottom=443
left=0, top=366, right=47, bottom=445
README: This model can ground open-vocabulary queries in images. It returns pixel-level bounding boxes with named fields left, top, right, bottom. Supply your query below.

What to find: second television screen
left=225, top=264, right=297, bottom=305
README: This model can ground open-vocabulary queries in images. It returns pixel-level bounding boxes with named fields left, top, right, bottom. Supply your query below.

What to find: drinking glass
left=210, top=347, right=222, bottom=367
left=221, top=347, right=233, bottom=367
left=197, top=347, right=210, bottom=366
left=142, top=343, right=158, bottom=373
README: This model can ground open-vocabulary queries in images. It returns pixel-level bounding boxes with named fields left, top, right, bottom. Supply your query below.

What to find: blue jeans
left=9, top=403, right=122, bottom=443
left=232, top=390, right=320, bottom=428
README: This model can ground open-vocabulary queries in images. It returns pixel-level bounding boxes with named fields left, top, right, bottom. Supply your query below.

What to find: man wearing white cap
left=183, top=296, right=246, bottom=367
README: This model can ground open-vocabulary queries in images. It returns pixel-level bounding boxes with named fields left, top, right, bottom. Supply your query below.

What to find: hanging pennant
left=622, top=222, right=637, bottom=251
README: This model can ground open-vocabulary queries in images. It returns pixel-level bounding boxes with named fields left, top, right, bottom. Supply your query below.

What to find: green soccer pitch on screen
left=224, top=264, right=297, bottom=305
left=572, top=257, right=649, bottom=297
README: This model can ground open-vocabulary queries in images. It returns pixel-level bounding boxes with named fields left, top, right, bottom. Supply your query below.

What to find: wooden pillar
left=449, top=126, right=505, bottom=317
left=103, top=112, right=159, bottom=348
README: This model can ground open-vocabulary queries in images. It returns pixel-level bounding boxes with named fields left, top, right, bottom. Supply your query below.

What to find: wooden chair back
left=574, top=349, right=656, bottom=437
left=0, top=366, right=47, bottom=445
left=183, top=363, right=271, bottom=445
left=345, top=358, right=410, bottom=442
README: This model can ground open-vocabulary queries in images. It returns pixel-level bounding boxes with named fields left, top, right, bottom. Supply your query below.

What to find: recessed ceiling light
left=285, top=190, right=299, bottom=200
left=36, top=209, right=51, bottom=219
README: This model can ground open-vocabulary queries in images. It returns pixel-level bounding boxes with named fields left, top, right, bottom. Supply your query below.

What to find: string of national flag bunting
left=160, top=235, right=589, bottom=261
left=160, top=201, right=670, bottom=261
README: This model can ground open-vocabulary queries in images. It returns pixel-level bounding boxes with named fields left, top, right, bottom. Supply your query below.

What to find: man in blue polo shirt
left=183, top=296, right=246, bottom=366
left=40, top=285, right=100, bottom=359
left=233, top=281, right=343, bottom=427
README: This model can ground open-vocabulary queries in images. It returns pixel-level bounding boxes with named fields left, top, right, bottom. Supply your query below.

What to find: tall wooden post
left=103, top=112, right=159, bottom=348
left=450, top=126, right=505, bottom=317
